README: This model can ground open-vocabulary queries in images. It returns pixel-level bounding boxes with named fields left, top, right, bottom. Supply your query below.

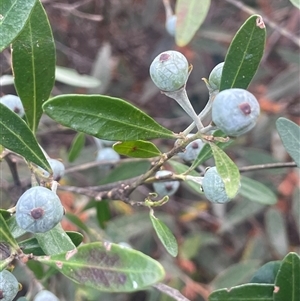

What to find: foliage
left=0, top=0, right=299, bottom=301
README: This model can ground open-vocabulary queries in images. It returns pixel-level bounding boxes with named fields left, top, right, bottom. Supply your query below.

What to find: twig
left=239, top=161, right=297, bottom=172
left=225, top=0, right=300, bottom=47
left=153, top=283, right=191, bottom=301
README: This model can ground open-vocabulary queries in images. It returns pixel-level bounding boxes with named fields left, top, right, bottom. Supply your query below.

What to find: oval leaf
left=0, top=103, right=50, bottom=170
left=150, top=211, right=178, bottom=257
left=0, top=0, right=37, bottom=52
left=36, top=241, right=165, bottom=292
left=68, top=132, right=85, bottom=162
left=55, top=66, right=101, bottom=88
left=0, top=213, right=19, bottom=250
left=265, top=208, right=289, bottom=258
left=209, top=283, right=274, bottom=301
left=34, top=223, right=76, bottom=255
left=43, top=95, right=175, bottom=141
left=276, top=117, right=300, bottom=167
left=250, top=261, right=281, bottom=284
left=274, top=252, right=300, bottom=301
left=239, top=176, right=277, bottom=205
left=12, top=0, right=56, bottom=132
left=209, top=142, right=240, bottom=198
left=175, top=0, right=211, bottom=47
left=290, top=0, right=300, bottom=9
left=113, top=140, right=161, bottom=158
left=220, top=15, right=266, bottom=91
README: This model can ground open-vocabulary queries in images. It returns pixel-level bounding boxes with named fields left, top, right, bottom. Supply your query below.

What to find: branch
left=239, top=161, right=297, bottom=172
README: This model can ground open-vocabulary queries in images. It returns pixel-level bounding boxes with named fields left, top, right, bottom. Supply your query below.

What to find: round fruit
left=0, top=270, right=19, bottom=301
left=16, top=186, right=64, bottom=233
left=33, top=290, right=59, bottom=301
left=0, top=94, right=25, bottom=117
left=165, top=15, right=177, bottom=36
left=212, top=88, right=260, bottom=137
left=178, top=135, right=205, bottom=162
left=149, top=50, right=189, bottom=92
left=96, top=147, right=120, bottom=162
left=39, top=159, right=65, bottom=181
left=153, top=170, right=180, bottom=197
left=208, top=62, right=224, bottom=91
left=202, top=167, right=233, bottom=203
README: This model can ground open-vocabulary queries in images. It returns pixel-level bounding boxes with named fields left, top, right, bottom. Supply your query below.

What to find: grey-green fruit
left=33, top=290, right=60, bottom=301
left=212, top=88, right=260, bottom=137
left=202, top=167, right=232, bottom=203
left=208, top=62, right=224, bottom=91
left=149, top=50, right=189, bottom=92
left=153, top=170, right=180, bottom=196
left=16, top=186, right=64, bottom=233
left=0, top=270, right=19, bottom=301
left=0, top=94, right=25, bottom=117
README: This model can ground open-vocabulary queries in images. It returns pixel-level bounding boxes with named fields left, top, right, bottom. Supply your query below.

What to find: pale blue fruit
left=16, top=186, right=64, bottom=233
left=178, top=137, right=205, bottom=162
left=212, top=88, right=260, bottom=136
left=33, top=290, right=60, bottom=301
left=150, top=50, right=188, bottom=92
left=0, top=94, right=25, bottom=117
left=96, top=147, right=120, bottom=162
left=0, top=270, right=19, bottom=301
left=202, top=167, right=231, bottom=203
left=165, top=15, right=177, bottom=36
left=153, top=170, right=180, bottom=196
left=39, top=159, right=65, bottom=181
left=208, top=62, right=224, bottom=91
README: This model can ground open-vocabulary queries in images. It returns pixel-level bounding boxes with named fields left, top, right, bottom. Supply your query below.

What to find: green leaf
left=290, top=0, right=300, bottom=9
left=189, top=130, right=233, bottom=171
left=209, top=283, right=274, bottom=301
left=12, top=0, right=56, bottom=132
left=65, top=213, right=91, bottom=234
left=0, top=214, right=19, bottom=250
left=34, top=223, right=76, bottom=255
left=274, top=253, right=300, bottom=301
left=43, top=95, right=175, bottom=141
left=211, top=260, right=261, bottom=290
left=220, top=15, right=266, bottom=91
left=6, top=216, right=27, bottom=239
left=20, top=231, right=83, bottom=256
left=55, top=66, right=101, bottom=88
left=276, top=117, right=300, bottom=167
left=96, top=201, right=111, bottom=229
left=209, top=143, right=240, bottom=198
left=250, top=261, right=281, bottom=284
left=35, top=241, right=165, bottom=292
left=113, top=140, right=161, bottom=158
left=0, top=103, right=50, bottom=170
left=68, top=132, right=85, bottom=162
left=150, top=210, right=178, bottom=257
left=265, top=208, right=289, bottom=257
left=175, top=0, right=211, bottom=47
left=0, top=209, right=11, bottom=220
left=239, top=176, right=277, bottom=205
left=0, top=0, right=37, bottom=52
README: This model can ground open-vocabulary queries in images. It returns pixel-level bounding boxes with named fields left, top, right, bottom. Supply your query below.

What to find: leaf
left=211, top=260, right=261, bottom=290
left=96, top=200, right=111, bottom=229
left=0, top=213, right=19, bottom=250
left=113, top=140, right=161, bottom=158
left=250, top=261, right=281, bottom=284
left=65, top=213, right=91, bottom=234
left=68, top=132, right=85, bottom=162
left=209, top=283, right=274, bottom=301
left=34, top=223, right=76, bottom=255
left=273, top=253, right=300, bottom=301
left=265, top=208, right=289, bottom=257
left=189, top=130, right=233, bottom=170
left=12, top=0, right=56, bottom=132
left=6, top=216, right=27, bottom=239
left=0, top=0, right=37, bottom=52
left=290, top=0, right=300, bottom=9
left=55, top=66, right=101, bottom=88
left=239, top=176, right=277, bottom=205
left=0, top=103, right=50, bottom=170
left=276, top=117, right=300, bottom=167
left=209, top=143, right=240, bottom=198
left=20, top=231, right=83, bottom=256
left=175, top=0, right=211, bottom=47
left=150, top=211, right=178, bottom=257
left=35, top=241, right=165, bottom=292
left=43, top=95, right=175, bottom=141
left=220, top=15, right=266, bottom=91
